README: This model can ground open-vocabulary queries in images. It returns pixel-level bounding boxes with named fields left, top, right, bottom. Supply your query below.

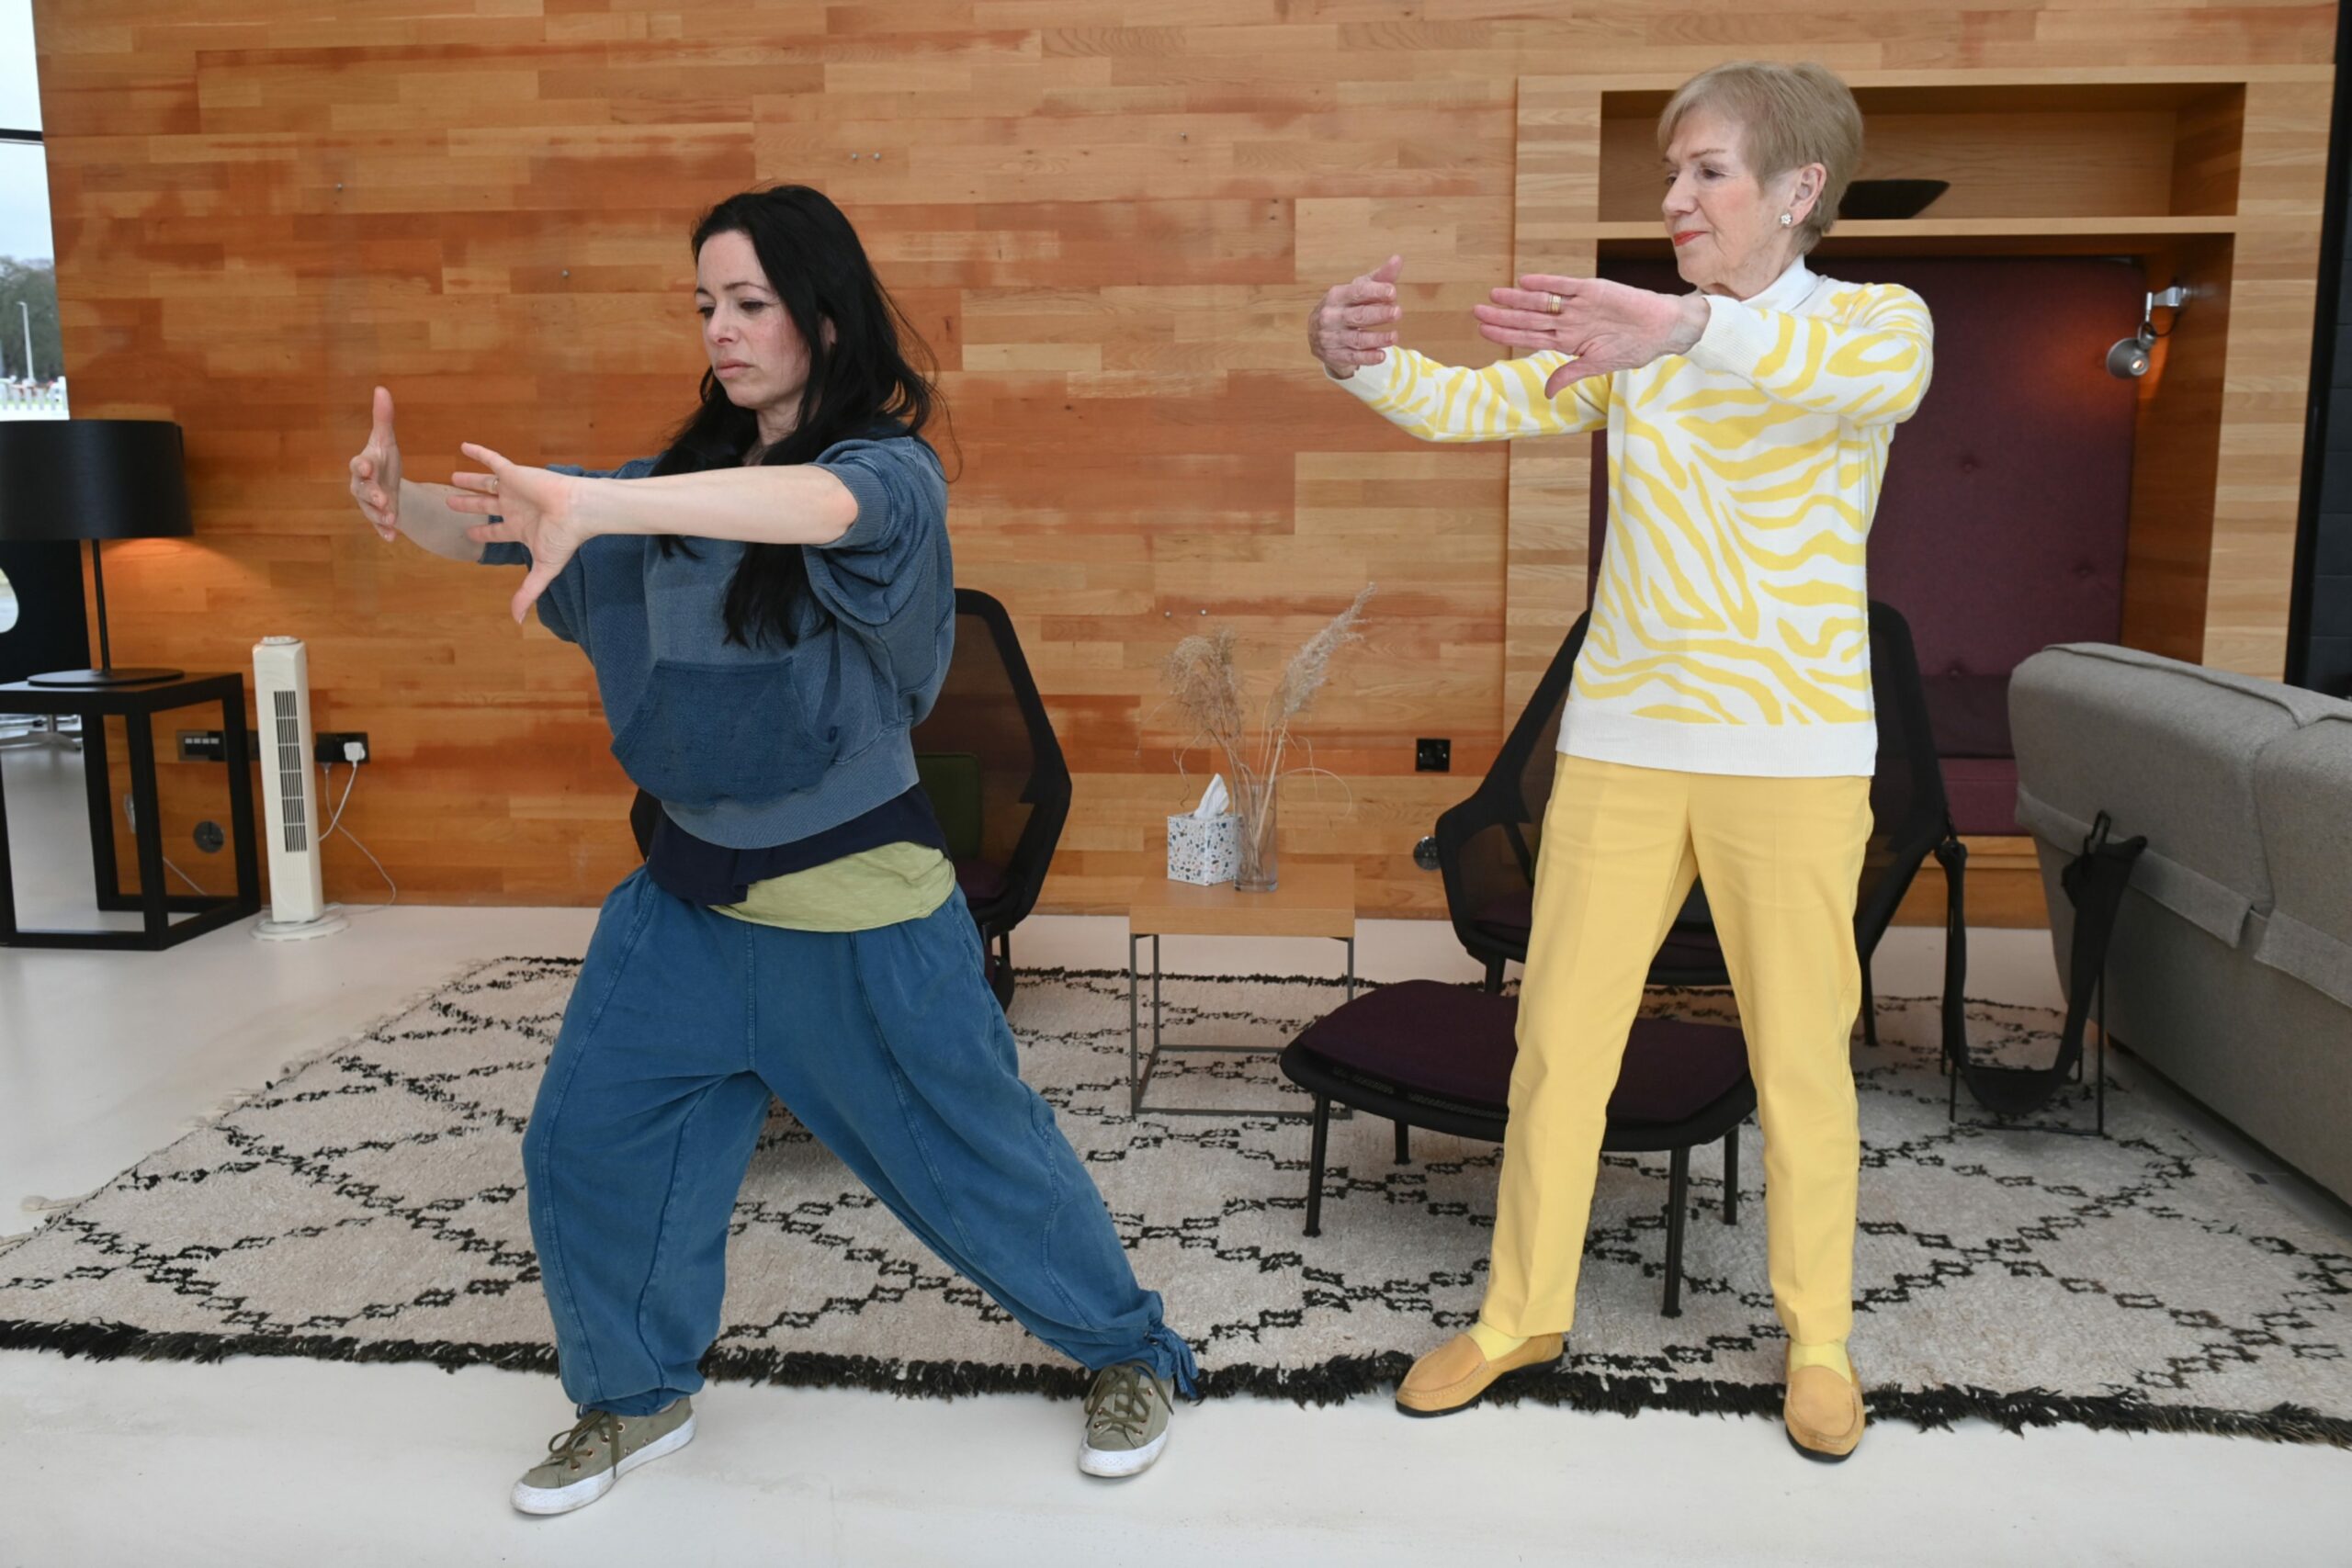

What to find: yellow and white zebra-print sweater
left=1336, top=259, right=1933, bottom=778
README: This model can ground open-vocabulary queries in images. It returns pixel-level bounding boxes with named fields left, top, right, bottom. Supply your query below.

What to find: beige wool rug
left=3, top=958, right=2346, bottom=1446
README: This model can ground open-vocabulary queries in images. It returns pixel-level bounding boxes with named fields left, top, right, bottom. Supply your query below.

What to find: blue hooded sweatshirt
left=480, top=430, right=952, bottom=851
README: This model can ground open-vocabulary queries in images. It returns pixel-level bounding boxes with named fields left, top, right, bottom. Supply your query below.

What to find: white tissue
left=1192, top=773, right=1230, bottom=818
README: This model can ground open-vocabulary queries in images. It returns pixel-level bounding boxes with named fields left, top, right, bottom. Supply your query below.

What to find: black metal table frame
left=1125, top=930, right=1356, bottom=1119
left=0, top=674, right=261, bottom=950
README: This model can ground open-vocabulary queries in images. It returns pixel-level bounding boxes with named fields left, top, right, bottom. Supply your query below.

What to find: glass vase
left=1233, top=770, right=1280, bottom=892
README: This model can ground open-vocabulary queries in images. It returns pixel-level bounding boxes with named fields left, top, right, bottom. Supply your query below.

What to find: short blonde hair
left=1658, top=62, right=1863, bottom=254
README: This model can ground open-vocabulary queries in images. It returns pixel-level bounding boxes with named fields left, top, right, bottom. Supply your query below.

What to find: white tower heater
left=251, top=636, right=346, bottom=940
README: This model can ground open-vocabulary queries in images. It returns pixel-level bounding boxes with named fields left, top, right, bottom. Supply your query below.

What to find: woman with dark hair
left=348, top=185, right=1195, bottom=1511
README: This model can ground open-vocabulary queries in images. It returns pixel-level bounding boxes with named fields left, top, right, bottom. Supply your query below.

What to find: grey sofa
left=2010, top=644, right=2352, bottom=1204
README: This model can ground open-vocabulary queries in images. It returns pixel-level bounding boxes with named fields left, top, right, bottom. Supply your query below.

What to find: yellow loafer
left=1396, top=1331, right=1565, bottom=1417
left=1783, top=1362, right=1867, bottom=1461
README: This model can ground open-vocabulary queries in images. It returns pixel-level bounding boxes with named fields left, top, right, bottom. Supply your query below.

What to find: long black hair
left=652, top=185, right=944, bottom=647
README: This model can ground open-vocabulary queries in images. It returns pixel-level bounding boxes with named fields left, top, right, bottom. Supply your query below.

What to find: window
left=0, top=0, right=63, bottom=421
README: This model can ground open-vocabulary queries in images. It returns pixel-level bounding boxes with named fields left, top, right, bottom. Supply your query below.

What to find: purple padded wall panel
left=1587, top=255, right=2143, bottom=831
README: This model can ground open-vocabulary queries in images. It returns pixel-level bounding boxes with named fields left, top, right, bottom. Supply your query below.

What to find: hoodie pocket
left=609, top=660, right=838, bottom=808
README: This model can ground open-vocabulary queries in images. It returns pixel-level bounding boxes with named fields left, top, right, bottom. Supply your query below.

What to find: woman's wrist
left=563, top=474, right=615, bottom=538
left=1666, top=294, right=1709, bottom=355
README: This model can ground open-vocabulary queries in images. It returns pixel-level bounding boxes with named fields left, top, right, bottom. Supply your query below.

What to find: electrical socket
left=176, top=728, right=228, bottom=762
left=314, top=731, right=370, bottom=765
left=1415, top=738, right=1452, bottom=773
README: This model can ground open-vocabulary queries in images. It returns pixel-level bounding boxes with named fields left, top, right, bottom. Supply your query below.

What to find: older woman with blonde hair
left=1306, top=60, right=1932, bottom=1461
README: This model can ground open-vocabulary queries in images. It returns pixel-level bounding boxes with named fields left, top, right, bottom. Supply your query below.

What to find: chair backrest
left=910, top=587, right=1071, bottom=931
left=1856, top=600, right=1956, bottom=955
left=1433, top=600, right=1953, bottom=966
left=626, top=589, right=1073, bottom=933
left=1431, top=613, right=1589, bottom=965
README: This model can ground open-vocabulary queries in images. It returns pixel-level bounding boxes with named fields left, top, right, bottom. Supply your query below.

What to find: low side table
left=1126, top=863, right=1357, bottom=1118
left=0, top=673, right=261, bottom=950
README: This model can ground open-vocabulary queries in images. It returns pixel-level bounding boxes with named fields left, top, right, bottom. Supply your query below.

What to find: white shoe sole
left=511, top=1415, right=697, bottom=1516
left=1078, top=1427, right=1168, bottom=1478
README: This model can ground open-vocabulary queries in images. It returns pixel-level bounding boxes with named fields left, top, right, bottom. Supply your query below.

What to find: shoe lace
left=545, top=1412, right=624, bottom=1473
left=1085, top=1364, right=1158, bottom=1444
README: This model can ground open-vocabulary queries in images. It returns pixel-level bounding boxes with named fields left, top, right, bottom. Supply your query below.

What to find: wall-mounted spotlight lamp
left=2108, top=285, right=2192, bottom=378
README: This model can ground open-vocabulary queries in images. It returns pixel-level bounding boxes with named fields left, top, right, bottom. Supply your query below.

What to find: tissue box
left=1166, top=811, right=1240, bottom=886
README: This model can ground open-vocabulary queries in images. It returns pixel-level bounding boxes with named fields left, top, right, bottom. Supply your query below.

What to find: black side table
left=0, top=673, right=261, bottom=949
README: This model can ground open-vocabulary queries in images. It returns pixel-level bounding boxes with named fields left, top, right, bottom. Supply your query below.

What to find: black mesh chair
left=1278, top=602, right=1962, bottom=1317
left=910, top=588, right=1071, bottom=1006
left=628, top=587, right=1071, bottom=1008
left=1862, top=601, right=1973, bottom=1058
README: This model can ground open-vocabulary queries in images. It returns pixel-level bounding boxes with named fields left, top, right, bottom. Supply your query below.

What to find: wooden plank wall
left=31, top=0, right=2337, bottom=912
left=2207, top=72, right=2335, bottom=674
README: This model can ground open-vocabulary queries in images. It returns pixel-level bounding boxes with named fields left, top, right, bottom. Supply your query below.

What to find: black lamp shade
left=0, top=420, right=194, bottom=543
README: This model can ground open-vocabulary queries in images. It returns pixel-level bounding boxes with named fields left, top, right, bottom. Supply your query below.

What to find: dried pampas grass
left=1160, top=586, right=1375, bottom=886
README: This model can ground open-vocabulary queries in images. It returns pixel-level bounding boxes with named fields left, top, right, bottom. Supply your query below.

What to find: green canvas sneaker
left=1078, top=1362, right=1172, bottom=1478
left=511, top=1398, right=696, bottom=1516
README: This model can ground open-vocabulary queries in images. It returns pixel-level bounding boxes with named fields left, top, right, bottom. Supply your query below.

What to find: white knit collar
left=1742, top=255, right=1818, bottom=310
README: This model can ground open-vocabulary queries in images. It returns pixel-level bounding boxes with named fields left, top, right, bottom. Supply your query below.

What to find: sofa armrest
left=2009, top=644, right=2330, bottom=939
left=2015, top=786, right=2253, bottom=947
left=2251, top=713, right=2352, bottom=1007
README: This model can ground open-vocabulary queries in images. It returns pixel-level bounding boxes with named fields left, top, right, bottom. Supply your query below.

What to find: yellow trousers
left=1481, top=755, right=1872, bottom=1348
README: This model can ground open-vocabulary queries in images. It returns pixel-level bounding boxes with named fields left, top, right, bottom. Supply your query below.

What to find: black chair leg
left=1483, top=956, right=1504, bottom=995
left=977, top=923, right=1014, bottom=1009
left=1723, top=1123, right=1738, bottom=1225
left=1394, top=1121, right=1410, bottom=1165
left=1305, top=1095, right=1331, bottom=1237
left=1663, top=1146, right=1690, bottom=1318
left=1860, top=962, right=1879, bottom=1050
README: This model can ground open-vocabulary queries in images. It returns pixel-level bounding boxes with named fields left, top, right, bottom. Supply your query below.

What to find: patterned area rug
left=4, top=959, right=2347, bottom=1445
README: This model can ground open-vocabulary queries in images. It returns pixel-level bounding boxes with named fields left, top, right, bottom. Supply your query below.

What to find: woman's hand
left=349, top=386, right=405, bottom=542
left=1308, top=254, right=1405, bottom=378
left=1474, top=276, right=1709, bottom=396
left=447, top=443, right=588, bottom=624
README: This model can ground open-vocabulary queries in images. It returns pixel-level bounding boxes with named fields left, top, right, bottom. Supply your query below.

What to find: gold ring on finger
left=1544, top=292, right=1564, bottom=315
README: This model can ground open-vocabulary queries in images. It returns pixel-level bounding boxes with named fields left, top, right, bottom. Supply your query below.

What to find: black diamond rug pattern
left=3, top=959, right=2346, bottom=1446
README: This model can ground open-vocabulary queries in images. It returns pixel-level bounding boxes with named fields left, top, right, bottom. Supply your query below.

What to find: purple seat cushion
left=956, top=857, right=1009, bottom=906
left=1942, top=757, right=2021, bottom=836
left=1610, top=1016, right=1750, bottom=1125
left=1293, top=980, right=1519, bottom=1106
left=1289, top=980, right=1747, bottom=1126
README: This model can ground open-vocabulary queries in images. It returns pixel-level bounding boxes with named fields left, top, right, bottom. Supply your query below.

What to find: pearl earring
left=1779, top=212, right=1793, bottom=227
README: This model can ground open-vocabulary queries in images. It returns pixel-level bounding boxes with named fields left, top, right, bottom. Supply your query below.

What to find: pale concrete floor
left=3, top=737, right=2347, bottom=1566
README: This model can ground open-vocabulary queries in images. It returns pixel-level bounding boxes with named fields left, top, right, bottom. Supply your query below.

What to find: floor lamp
left=0, top=420, right=194, bottom=686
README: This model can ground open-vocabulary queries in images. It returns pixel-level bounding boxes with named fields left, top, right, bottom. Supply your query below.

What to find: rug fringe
left=1, top=1318, right=2344, bottom=1449
left=17, top=1190, right=99, bottom=1216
